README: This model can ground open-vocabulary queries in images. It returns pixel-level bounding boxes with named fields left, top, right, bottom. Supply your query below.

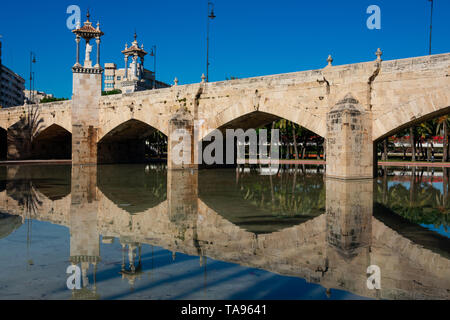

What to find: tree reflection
left=238, top=166, right=325, bottom=216
left=375, top=168, right=449, bottom=230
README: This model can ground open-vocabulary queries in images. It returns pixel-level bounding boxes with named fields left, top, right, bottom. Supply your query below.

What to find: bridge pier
left=324, top=177, right=375, bottom=296
left=167, top=107, right=197, bottom=170
left=69, top=164, right=100, bottom=297
left=71, top=70, right=102, bottom=165
left=326, top=94, right=374, bottom=179
left=325, top=178, right=373, bottom=258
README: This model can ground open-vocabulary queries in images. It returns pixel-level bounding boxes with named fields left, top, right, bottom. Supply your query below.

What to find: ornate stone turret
left=71, top=10, right=104, bottom=164
left=71, top=10, right=104, bottom=71
left=121, top=32, right=147, bottom=81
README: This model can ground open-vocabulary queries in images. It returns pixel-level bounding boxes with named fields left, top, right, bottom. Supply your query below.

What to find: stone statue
left=85, top=43, right=92, bottom=60
left=84, top=42, right=92, bottom=67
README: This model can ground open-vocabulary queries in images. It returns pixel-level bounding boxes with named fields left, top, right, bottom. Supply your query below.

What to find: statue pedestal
left=84, top=60, right=92, bottom=68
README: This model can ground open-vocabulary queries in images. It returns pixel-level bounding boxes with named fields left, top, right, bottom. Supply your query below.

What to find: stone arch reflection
left=0, top=162, right=448, bottom=299
left=198, top=166, right=326, bottom=234
left=97, top=164, right=166, bottom=214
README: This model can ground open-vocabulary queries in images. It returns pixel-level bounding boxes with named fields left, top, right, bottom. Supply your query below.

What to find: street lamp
left=206, top=1, right=216, bottom=83
left=428, top=0, right=434, bottom=55
left=29, top=52, right=36, bottom=103
left=150, top=45, right=156, bottom=89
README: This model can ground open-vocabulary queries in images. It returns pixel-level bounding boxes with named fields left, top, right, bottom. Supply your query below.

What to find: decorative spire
left=174, top=77, right=178, bottom=86
left=121, top=32, right=147, bottom=57
left=96, top=21, right=100, bottom=31
left=201, top=73, right=206, bottom=83
left=86, top=9, right=90, bottom=22
left=327, top=54, right=333, bottom=66
left=375, top=48, right=383, bottom=61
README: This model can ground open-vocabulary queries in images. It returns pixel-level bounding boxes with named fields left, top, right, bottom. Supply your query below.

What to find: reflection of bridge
left=0, top=11, right=449, bottom=179
left=0, top=166, right=448, bottom=299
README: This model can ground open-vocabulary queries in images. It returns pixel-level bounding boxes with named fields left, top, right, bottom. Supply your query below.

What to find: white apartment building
left=0, top=40, right=25, bottom=108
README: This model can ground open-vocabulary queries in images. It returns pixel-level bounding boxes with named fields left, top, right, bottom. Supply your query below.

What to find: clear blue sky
left=0, top=0, right=449, bottom=98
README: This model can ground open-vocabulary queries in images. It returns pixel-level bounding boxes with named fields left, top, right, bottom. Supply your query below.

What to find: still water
left=0, top=164, right=448, bottom=300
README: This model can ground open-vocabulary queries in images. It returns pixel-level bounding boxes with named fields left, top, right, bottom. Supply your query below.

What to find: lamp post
left=29, top=52, right=36, bottom=103
left=206, top=1, right=216, bottom=83
left=428, top=0, right=434, bottom=55
left=150, top=45, right=156, bottom=89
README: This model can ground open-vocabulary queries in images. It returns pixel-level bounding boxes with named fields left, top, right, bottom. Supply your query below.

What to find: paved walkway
left=379, top=161, right=450, bottom=168
left=0, top=159, right=449, bottom=168
left=0, top=159, right=71, bottom=165
left=238, top=159, right=450, bottom=168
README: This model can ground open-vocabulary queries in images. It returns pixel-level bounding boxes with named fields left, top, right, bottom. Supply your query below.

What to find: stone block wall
left=326, top=94, right=373, bottom=179
left=72, top=71, right=102, bottom=165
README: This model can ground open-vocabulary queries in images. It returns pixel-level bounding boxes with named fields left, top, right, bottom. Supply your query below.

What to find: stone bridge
left=0, top=52, right=449, bottom=178
left=0, top=166, right=448, bottom=299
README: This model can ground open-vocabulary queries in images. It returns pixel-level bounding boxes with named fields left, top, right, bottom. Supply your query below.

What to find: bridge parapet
left=0, top=100, right=72, bottom=131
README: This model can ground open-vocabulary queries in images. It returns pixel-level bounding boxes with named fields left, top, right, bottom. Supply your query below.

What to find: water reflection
left=0, top=164, right=448, bottom=300
left=376, top=167, right=449, bottom=232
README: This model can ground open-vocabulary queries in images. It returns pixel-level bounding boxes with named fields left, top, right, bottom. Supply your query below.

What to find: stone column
left=326, top=93, right=373, bottom=179
left=95, top=37, right=101, bottom=68
left=167, top=107, right=197, bottom=170
left=71, top=67, right=102, bottom=164
left=133, top=55, right=138, bottom=79
left=124, top=55, right=129, bottom=79
left=75, top=36, right=81, bottom=67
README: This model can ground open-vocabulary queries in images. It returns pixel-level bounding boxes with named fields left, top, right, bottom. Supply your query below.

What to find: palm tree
left=410, top=127, right=416, bottom=161
left=382, top=138, right=388, bottom=161
left=417, top=121, right=434, bottom=160
left=291, top=122, right=298, bottom=160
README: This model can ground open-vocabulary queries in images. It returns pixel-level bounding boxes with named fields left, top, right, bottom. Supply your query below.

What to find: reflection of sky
left=388, top=181, right=409, bottom=188
left=421, top=224, right=450, bottom=238
left=432, top=182, right=444, bottom=194
left=388, top=181, right=444, bottom=193
left=0, top=220, right=369, bottom=300
left=386, top=178, right=448, bottom=238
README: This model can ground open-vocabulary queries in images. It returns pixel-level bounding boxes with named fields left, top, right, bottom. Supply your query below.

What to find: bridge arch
left=6, top=113, right=72, bottom=160
left=200, top=101, right=326, bottom=141
left=0, top=127, right=6, bottom=160
left=199, top=106, right=326, bottom=164
left=30, top=124, right=72, bottom=160
left=97, top=119, right=167, bottom=164
left=98, top=113, right=168, bottom=143
left=373, top=88, right=450, bottom=142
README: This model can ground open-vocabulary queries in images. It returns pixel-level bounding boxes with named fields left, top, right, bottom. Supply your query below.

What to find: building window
left=117, top=76, right=121, bottom=81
